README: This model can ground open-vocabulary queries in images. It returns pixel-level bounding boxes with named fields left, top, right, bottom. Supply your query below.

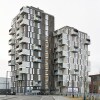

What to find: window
left=28, top=26, right=30, bottom=31
left=30, top=21, right=33, bottom=26
left=45, top=20, right=48, bottom=25
left=45, top=26, right=48, bottom=30
left=30, top=9, right=33, bottom=14
left=31, top=75, right=33, bottom=80
left=28, top=14, right=30, bottom=19
left=45, top=15, right=49, bottom=20
left=38, top=29, right=41, bottom=34
left=31, top=27, right=34, bottom=32
left=45, top=31, right=48, bottom=36
left=38, top=23, right=40, bottom=28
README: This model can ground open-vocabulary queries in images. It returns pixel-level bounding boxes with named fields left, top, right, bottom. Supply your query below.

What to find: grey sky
left=0, top=0, right=100, bottom=77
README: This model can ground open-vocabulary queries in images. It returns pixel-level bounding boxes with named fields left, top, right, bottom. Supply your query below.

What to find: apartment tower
left=8, top=6, right=54, bottom=94
left=53, top=26, right=90, bottom=95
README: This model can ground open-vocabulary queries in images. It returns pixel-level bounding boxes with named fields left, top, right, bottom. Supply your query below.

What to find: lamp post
left=6, top=71, right=11, bottom=96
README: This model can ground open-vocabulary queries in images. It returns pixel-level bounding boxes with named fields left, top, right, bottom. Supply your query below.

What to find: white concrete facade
left=53, top=26, right=90, bottom=95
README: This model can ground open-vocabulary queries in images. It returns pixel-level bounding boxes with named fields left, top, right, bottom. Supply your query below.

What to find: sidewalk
left=67, top=97, right=83, bottom=100
left=0, top=95, right=18, bottom=100
left=53, top=96, right=70, bottom=100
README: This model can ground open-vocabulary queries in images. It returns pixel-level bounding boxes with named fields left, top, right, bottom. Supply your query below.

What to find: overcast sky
left=0, top=0, right=100, bottom=77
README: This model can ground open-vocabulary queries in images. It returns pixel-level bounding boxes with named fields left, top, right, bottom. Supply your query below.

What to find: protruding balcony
left=84, top=40, right=90, bottom=45
left=56, top=48, right=61, bottom=52
left=8, top=49, right=15, bottom=55
left=55, top=58, right=63, bottom=64
left=55, top=76, right=63, bottom=82
left=19, top=61, right=30, bottom=68
left=33, top=45, right=41, bottom=51
left=71, top=29, right=78, bottom=36
left=17, top=75, right=22, bottom=81
left=34, top=16, right=41, bottom=23
left=54, top=70, right=63, bottom=75
left=74, top=42, right=78, bottom=48
left=16, top=44, right=22, bottom=51
left=86, top=35, right=90, bottom=41
left=19, top=37, right=30, bottom=44
left=20, top=7, right=29, bottom=15
left=20, top=18, right=29, bottom=26
left=74, top=65, right=79, bottom=71
left=9, top=28, right=15, bottom=35
left=19, top=49, right=30, bottom=56
left=59, top=51, right=68, bottom=58
left=16, top=33, right=23, bottom=40
left=71, top=47, right=78, bottom=53
left=8, top=60, right=15, bottom=66
left=16, top=56, right=22, bottom=63
left=19, top=67, right=28, bottom=74
left=17, top=15, right=23, bottom=22
left=9, top=39, right=15, bottom=45
left=59, top=39, right=67, bottom=46
left=33, top=58, right=42, bottom=63
left=71, top=70, right=78, bottom=75
left=59, top=63, right=67, bottom=69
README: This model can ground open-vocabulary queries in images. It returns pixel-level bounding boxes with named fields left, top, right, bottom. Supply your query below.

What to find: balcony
left=17, top=15, right=23, bottom=22
left=74, top=65, right=79, bottom=71
left=58, top=76, right=63, bottom=82
left=19, top=67, right=28, bottom=74
left=16, top=44, right=22, bottom=51
left=17, top=76, right=22, bottom=80
left=19, top=61, right=30, bottom=68
left=55, top=58, right=63, bottom=64
left=34, top=16, right=41, bottom=23
left=84, top=39, right=90, bottom=45
left=16, top=29, right=21, bottom=36
left=71, top=70, right=78, bottom=75
left=19, top=49, right=30, bottom=56
left=9, top=39, right=15, bottom=45
left=59, top=39, right=67, bottom=46
left=16, top=33, right=23, bottom=40
left=20, top=7, right=29, bottom=15
left=33, top=58, right=42, bottom=63
left=16, top=56, right=22, bottom=63
left=19, top=37, right=30, bottom=44
left=71, top=29, right=78, bottom=36
left=54, top=70, right=63, bottom=75
left=71, top=47, right=78, bottom=53
left=20, top=18, right=29, bottom=26
left=8, top=49, right=15, bottom=55
left=33, top=45, right=41, bottom=51
left=74, top=42, right=78, bottom=48
left=57, top=81, right=68, bottom=87
left=59, top=63, right=67, bottom=69
left=9, top=28, right=15, bottom=35
left=8, top=60, right=15, bottom=66
left=59, top=51, right=67, bottom=57
left=86, top=35, right=90, bottom=41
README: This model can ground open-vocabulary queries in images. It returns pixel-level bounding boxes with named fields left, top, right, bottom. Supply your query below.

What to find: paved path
left=41, top=96, right=54, bottom=100
left=53, top=96, right=70, bottom=100
left=0, top=95, right=70, bottom=100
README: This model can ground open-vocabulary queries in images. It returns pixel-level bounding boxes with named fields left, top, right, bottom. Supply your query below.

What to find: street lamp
left=6, top=71, right=11, bottom=96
